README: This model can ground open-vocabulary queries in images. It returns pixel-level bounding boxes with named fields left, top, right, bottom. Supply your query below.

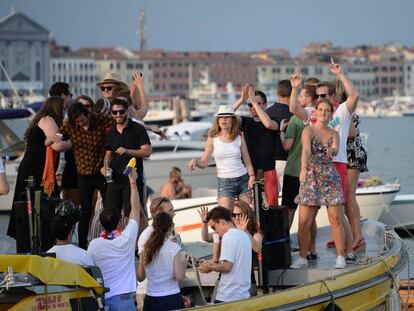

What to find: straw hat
left=96, top=73, right=128, bottom=88
left=216, top=104, right=235, bottom=117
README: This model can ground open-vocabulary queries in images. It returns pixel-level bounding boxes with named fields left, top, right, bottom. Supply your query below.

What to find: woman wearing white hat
left=188, top=105, right=255, bottom=210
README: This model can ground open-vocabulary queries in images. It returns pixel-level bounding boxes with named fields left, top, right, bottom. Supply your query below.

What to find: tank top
left=213, top=135, right=247, bottom=178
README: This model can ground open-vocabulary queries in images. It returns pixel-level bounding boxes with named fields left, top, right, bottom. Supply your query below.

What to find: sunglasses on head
left=101, top=86, right=113, bottom=91
left=316, top=93, right=328, bottom=99
left=111, top=109, right=126, bottom=115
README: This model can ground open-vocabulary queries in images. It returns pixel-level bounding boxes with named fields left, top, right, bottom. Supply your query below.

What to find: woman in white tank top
left=188, top=105, right=255, bottom=210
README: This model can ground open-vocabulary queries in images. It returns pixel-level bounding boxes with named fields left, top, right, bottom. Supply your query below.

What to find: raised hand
left=132, top=71, right=144, bottom=89
left=241, top=84, right=250, bottom=102
left=235, top=214, right=249, bottom=231
left=290, top=73, right=302, bottom=88
left=197, top=206, right=209, bottom=223
left=329, top=63, right=342, bottom=75
left=248, top=86, right=256, bottom=104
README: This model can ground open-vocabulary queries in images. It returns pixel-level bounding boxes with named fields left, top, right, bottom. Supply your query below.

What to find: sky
left=0, top=0, right=413, bottom=55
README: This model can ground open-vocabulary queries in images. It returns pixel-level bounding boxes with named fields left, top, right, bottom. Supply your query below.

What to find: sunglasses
left=316, top=94, right=328, bottom=99
left=211, top=223, right=217, bottom=231
left=111, top=109, right=126, bottom=115
left=247, top=102, right=263, bottom=108
left=155, top=197, right=169, bottom=210
left=101, top=86, right=113, bottom=91
left=232, top=212, right=244, bottom=218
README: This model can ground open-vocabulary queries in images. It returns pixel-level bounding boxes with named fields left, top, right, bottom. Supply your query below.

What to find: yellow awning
left=0, top=254, right=103, bottom=295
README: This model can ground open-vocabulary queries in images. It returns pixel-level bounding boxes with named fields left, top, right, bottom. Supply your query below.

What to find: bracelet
left=202, top=220, right=208, bottom=224
left=130, top=182, right=137, bottom=185
left=301, top=167, right=308, bottom=170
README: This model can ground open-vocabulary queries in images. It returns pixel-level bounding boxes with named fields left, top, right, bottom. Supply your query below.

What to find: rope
left=321, top=280, right=336, bottom=306
left=189, top=254, right=207, bottom=305
left=0, top=266, right=14, bottom=293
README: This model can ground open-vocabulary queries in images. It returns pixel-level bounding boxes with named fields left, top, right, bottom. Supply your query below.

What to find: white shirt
left=145, top=239, right=182, bottom=297
left=0, top=159, right=5, bottom=174
left=213, top=136, right=247, bottom=178
left=87, top=219, right=138, bottom=299
left=136, top=225, right=154, bottom=294
left=48, top=244, right=94, bottom=266
left=216, top=228, right=252, bottom=302
left=305, top=104, right=351, bottom=163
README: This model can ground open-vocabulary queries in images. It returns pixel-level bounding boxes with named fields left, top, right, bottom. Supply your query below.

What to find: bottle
left=123, top=157, right=136, bottom=176
left=105, top=159, right=113, bottom=183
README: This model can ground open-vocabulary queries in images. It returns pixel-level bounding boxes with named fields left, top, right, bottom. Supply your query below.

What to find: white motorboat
left=379, top=194, right=414, bottom=229
left=171, top=182, right=401, bottom=242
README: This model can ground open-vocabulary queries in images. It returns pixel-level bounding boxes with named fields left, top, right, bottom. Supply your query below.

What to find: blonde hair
left=208, top=116, right=241, bottom=140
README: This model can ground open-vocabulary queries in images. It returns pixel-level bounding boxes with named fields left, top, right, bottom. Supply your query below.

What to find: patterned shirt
left=61, top=113, right=113, bottom=175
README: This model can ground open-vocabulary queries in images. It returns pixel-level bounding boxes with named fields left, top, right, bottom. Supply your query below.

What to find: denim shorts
left=217, top=173, right=250, bottom=199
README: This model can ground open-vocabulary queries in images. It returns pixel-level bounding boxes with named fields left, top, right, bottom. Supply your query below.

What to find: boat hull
left=379, top=194, right=414, bottom=229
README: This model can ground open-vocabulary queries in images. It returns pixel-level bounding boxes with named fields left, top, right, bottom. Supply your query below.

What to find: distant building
left=0, top=11, right=50, bottom=97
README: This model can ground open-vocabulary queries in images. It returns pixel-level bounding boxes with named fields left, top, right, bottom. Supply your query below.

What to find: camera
left=55, top=200, right=81, bottom=226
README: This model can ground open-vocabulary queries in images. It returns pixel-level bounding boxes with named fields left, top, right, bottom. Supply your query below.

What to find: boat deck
left=183, top=219, right=398, bottom=288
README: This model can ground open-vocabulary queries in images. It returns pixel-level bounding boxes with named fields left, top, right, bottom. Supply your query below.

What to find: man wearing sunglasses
left=104, top=98, right=152, bottom=224
left=232, top=84, right=280, bottom=207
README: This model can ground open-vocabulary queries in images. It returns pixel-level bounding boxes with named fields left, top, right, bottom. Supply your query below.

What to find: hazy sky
left=1, top=0, right=413, bottom=54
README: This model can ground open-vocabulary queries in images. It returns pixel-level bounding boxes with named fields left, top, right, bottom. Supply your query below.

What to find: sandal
left=326, top=240, right=335, bottom=248
left=352, top=237, right=366, bottom=251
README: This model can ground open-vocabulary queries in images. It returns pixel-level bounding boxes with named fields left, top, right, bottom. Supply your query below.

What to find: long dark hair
left=143, top=212, right=173, bottom=265
left=24, top=96, right=64, bottom=140
left=234, top=201, right=262, bottom=236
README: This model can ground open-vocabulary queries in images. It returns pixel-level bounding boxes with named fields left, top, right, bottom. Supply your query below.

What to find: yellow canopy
left=0, top=254, right=103, bottom=295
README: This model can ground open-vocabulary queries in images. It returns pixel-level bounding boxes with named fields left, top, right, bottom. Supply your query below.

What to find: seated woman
left=291, top=99, right=347, bottom=269
left=232, top=201, right=263, bottom=296
left=48, top=201, right=93, bottom=266
left=188, top=105, right=255, bottom=211
left=138, top=212, right=186, bottom=311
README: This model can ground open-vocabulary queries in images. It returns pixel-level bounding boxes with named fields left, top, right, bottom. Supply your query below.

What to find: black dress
left=7, top=124, right=59, bottom=242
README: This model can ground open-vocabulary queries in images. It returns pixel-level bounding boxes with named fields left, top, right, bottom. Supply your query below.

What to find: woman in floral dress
left=291, top=99, right=346, bottom=269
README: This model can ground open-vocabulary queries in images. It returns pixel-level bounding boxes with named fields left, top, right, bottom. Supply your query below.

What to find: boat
left=379, top=194, right=414, bottom=229
left=180, top=220, right=407, bottom=310
left=0, top=254, right=104, bottom=310
left=170, top=182, right=401, bottom=242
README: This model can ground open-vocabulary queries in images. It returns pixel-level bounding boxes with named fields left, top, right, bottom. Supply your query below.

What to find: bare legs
left=297, top=205, right=318, bottom=259
left=327, top=205, right=346, bottom=257
left=346, top=168, right=363, bottom=247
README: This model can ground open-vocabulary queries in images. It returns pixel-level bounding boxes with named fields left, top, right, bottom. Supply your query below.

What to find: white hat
left=96, top=72, right=128, bottom=88
left=216, top=105, right=235, bottom=117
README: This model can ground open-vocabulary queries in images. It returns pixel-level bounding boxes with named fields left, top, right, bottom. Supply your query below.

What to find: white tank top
left=213, top=135, right=247, bottom=178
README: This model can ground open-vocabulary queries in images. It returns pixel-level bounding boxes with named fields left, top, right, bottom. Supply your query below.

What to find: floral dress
left=295, top=135, right=344, bottom=207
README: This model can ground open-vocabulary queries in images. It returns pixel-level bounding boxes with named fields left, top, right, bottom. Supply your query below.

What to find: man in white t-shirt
left=199, top=206, right=252, bottom=303
left=87, top=168, right=140, bottom=311
left=136, top=196, right=179, bottom=310
left=47, top=201, right=93, bottom=266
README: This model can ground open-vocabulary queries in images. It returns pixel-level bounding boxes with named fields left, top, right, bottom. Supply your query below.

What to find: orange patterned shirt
left=61, top=113, right=113, bottom=175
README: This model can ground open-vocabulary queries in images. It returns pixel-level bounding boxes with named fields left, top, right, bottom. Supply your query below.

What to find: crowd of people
left=4, top=60, right=368, bottom=310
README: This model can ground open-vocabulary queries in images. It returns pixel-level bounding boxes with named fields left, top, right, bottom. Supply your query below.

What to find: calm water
left=1, top=116, right=414, bottom=275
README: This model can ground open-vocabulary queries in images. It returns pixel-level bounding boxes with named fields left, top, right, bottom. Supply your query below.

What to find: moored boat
left=181, top=220, right=407, bottom=310
left=379, top=194, right=414, bottom=229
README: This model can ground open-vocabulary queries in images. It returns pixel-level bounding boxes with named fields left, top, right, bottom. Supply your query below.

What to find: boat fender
left=324, top=302, right=343, bottom=311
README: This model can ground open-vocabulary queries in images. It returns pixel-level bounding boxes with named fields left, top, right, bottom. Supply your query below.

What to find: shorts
left=261, top=169, right=279, bottom=207
left=347, top=137, right=368, bottom=172
left=282, top=174, right=300, bottom=209
left=217, top=173, right=249, bottom=200
left=334, top=162, right=347, bottom=201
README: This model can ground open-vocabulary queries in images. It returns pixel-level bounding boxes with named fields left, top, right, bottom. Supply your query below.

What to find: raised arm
left=128, top=168, right=141, bottom=225
left=232, top=84, right=249, bottom=112
left=188, top=137, right=214, bottom=171
left=130, top=72, right=149, bottom=120
left=329, top=63, right=359, bottom=114
left=248, top=86, right=278, bottom=130
left=289, top=73, right=308, bottom=121
left=0, top=160, right=9, bottom=195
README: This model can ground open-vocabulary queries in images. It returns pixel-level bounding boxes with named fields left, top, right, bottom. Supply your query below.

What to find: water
left=1, top=116, right=414, bottom=276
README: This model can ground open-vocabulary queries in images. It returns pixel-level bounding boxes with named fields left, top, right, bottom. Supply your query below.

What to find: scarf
left=100, top=227, right=123, bottom=240
left=42, top=145, right=58, bottom=197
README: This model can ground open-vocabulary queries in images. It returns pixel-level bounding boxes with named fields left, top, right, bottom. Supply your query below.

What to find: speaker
left=14, top=197, right=61, bottom=253
left=261, top=206, right=291, bottom=270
